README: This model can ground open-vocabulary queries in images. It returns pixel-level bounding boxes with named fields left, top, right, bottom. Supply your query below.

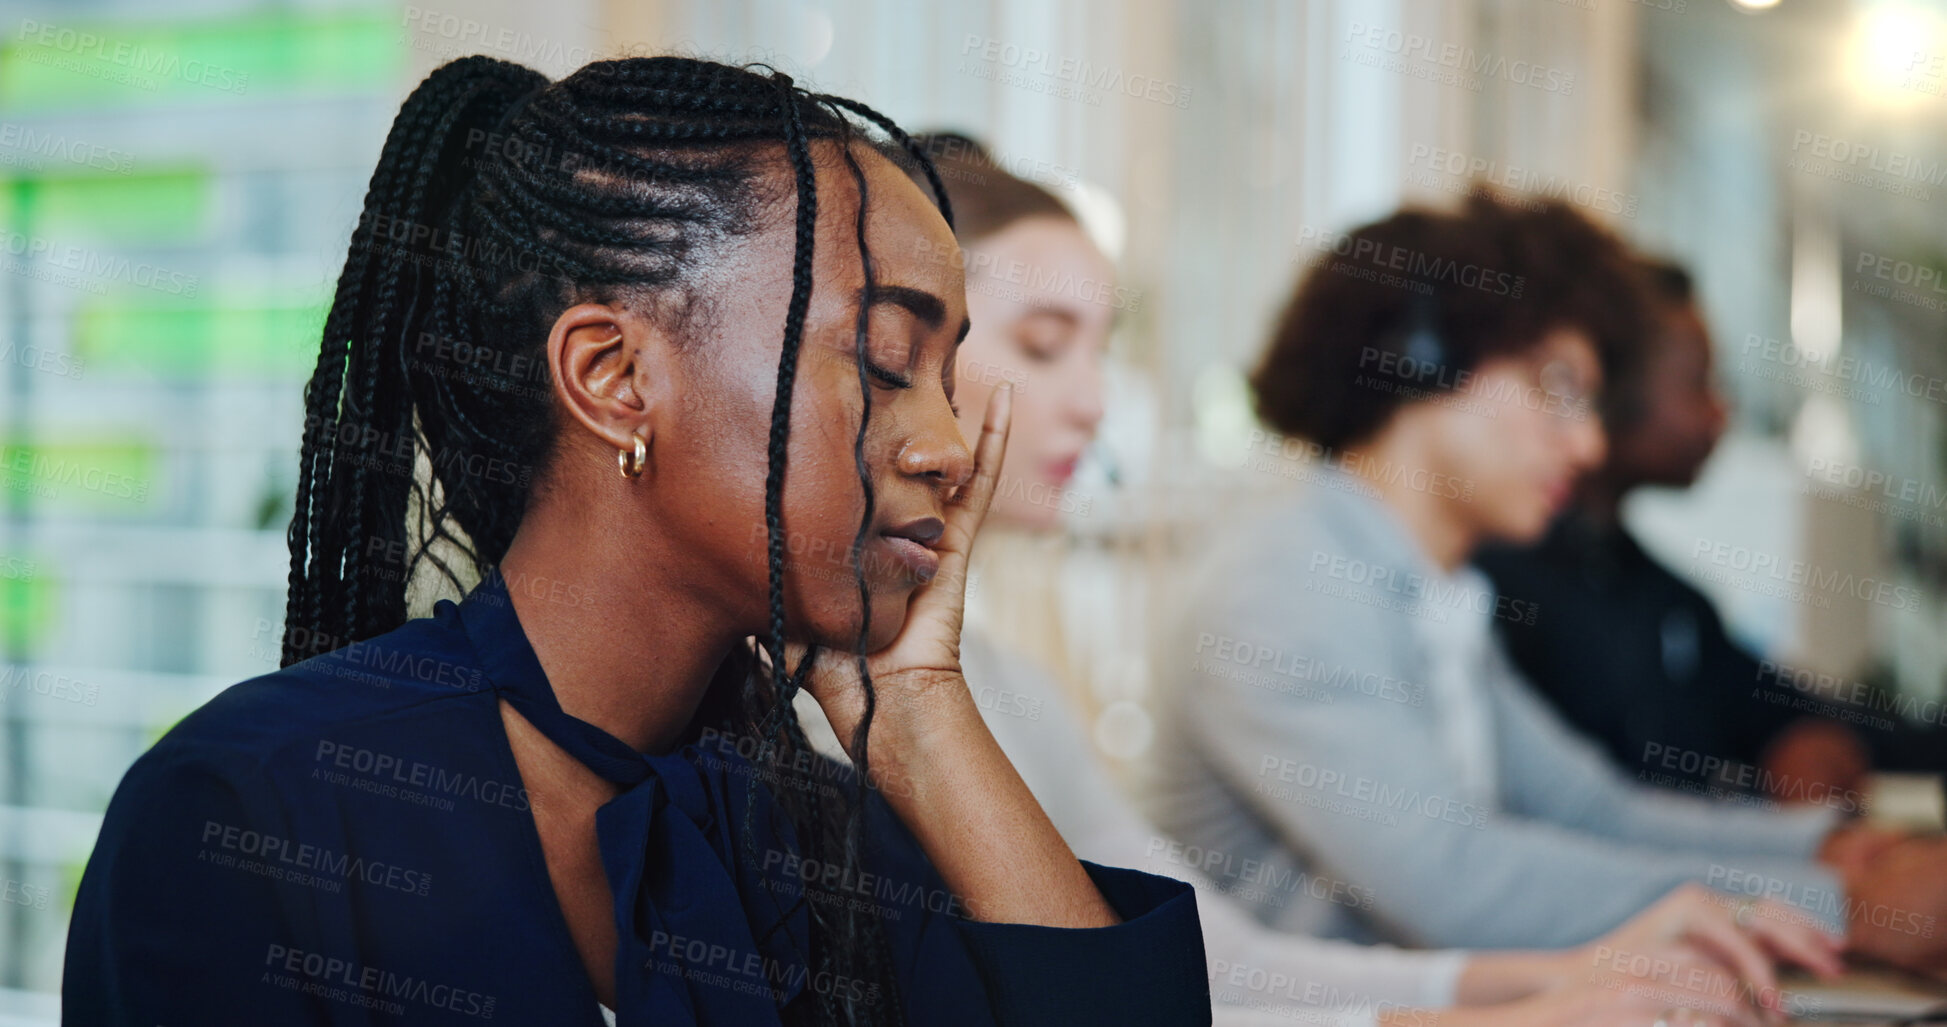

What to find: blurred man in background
left=1150, top=195, right=1947, bottom=976
left=1477, top=259, right=1946, bottom=809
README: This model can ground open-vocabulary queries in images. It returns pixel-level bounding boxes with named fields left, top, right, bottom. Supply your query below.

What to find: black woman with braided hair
left=61, top=55, right=1208, bottom=1026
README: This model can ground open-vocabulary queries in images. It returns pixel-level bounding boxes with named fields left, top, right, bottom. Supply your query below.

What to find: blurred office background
left=1, top=0, right=1943, bottom=1017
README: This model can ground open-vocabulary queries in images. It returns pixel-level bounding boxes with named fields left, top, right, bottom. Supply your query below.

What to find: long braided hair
left=281, top=54, right=954, bottom=1025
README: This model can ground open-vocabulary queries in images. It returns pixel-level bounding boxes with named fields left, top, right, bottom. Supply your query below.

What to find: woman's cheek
left=951, top=366, right=998, bottom=442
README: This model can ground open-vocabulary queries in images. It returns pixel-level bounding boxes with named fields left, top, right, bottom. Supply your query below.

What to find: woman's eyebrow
left=857, top=284, right=967, bottom=345
left=862, top=284, right=946, bottom=329
left=1022, top=306, right=1080, bottom=327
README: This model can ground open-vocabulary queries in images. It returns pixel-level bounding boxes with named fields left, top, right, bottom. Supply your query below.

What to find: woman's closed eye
left=1016, top=327, right=1069, bottom=363
left=865, top=361, right=912, bottom=389
left=1014, top=309, right=1079, bottom=363
left=869, top=360, right=962, bottom=417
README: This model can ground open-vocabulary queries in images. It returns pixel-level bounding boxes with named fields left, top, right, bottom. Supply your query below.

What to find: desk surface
left=1867, top=774, right=1946, bottom=834
left=1786, top=965, right=1947, bottom=1023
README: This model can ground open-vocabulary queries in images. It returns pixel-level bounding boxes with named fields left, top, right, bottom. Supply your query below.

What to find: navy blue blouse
left=63, top=571, right=1209, bottom=1025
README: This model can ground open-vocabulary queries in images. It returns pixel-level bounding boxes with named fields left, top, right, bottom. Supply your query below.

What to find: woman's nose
left=1070, top=371, right=1106, bottom=433
left=898, top=396, right=975, bottom=490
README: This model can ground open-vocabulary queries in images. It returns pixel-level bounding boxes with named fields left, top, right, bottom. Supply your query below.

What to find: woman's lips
left=1047, top=455, right=1080, bottom=484
left=878, top=535, right=940, bottom=583
left=878, top=517, right=945, bottom=584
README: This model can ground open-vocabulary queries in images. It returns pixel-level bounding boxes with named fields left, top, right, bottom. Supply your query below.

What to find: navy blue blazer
left=63, top=571, right=1209, bottom=1025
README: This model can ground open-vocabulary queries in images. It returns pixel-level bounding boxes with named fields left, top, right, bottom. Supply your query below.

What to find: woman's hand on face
left=791, top=383, right=1013, bottom=763
left=781, top=383, right=1115, bottom=931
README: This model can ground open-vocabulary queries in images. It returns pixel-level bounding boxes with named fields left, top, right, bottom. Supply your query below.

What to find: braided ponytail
left=284, top=56, right=547, bottom=664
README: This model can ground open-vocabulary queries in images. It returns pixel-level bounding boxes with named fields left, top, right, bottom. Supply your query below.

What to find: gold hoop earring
left=617, top=433, right=646, bottom=479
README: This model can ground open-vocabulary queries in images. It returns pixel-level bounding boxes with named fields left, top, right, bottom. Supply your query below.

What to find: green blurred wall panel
left=0, top=555, right=56, bottom=659
left=74, top=291, right=326, bottom=379
left=0, top=8, right=401, bottom=111
left=0, top=440, right=158, bottom=515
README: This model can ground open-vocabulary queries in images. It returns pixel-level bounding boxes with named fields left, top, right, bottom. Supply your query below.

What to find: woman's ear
left=547, top=303, right=673, bottom=471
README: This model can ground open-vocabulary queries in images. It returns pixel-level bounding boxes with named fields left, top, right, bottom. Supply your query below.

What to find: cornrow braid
left=759, top=70, right=819, bottom=792
left=835, top=126, right=910, bottom=1026
left=284, top=54, right=957, bottom=1027
left=816, top=95, right=955, bottom=231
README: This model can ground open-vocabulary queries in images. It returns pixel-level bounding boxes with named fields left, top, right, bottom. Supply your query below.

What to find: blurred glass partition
left=0, top=3, right=404, bottom=1010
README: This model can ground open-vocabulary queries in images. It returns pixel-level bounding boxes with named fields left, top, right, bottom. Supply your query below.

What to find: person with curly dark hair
left=1149, top=193, right=1947, bottom=979
left=60, top=56, right=1208, bottom=1026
